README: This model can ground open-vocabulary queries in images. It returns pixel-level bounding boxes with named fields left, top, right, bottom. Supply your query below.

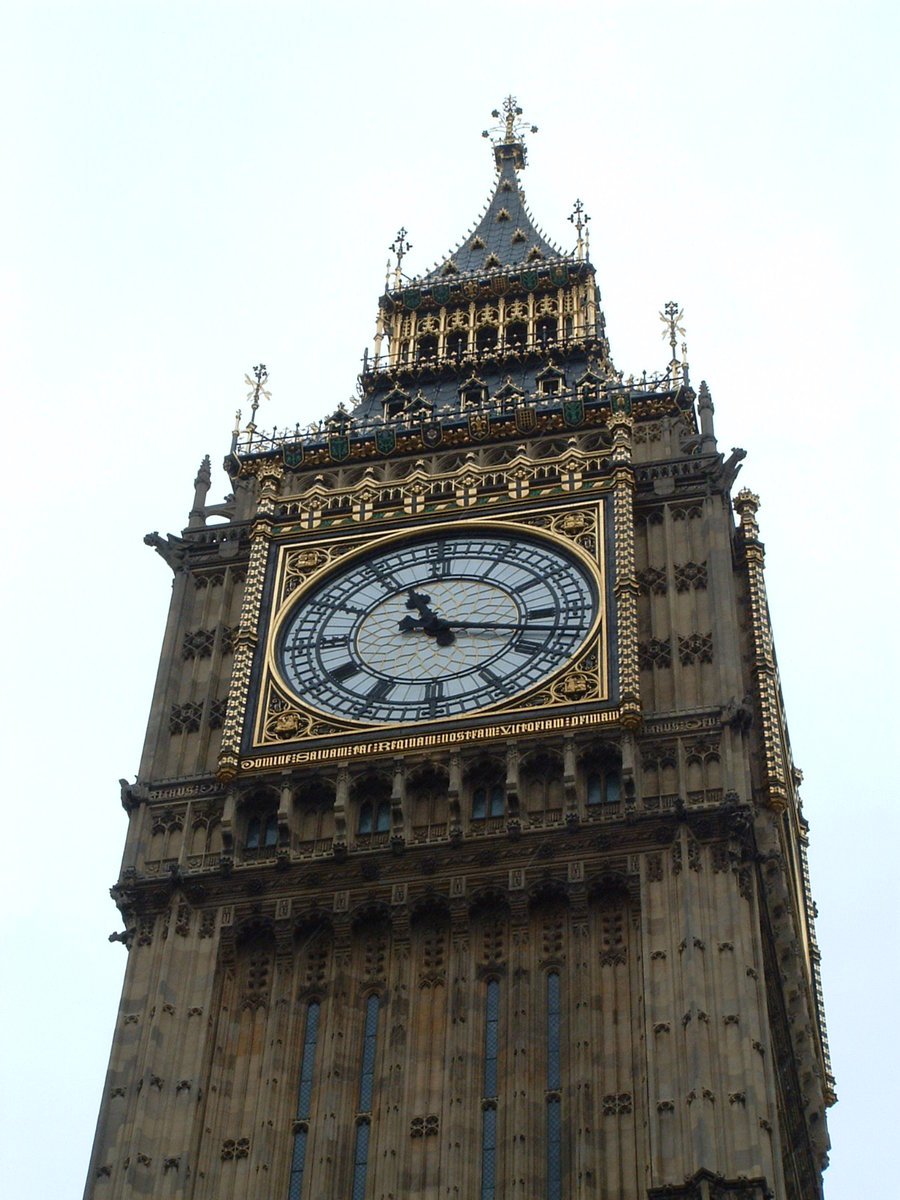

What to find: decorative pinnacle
left=244, top=363, right=271, bottom=430
left=482, top=96, right=537, bottom=170
left=390, top=228, right=412, bottom=288
left=660, top=301, right=687, bottom=378
left=569, top=199, right=591, bottom=261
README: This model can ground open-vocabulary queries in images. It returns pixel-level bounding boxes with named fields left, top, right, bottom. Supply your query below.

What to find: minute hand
left=444, top=620, right=560, bottom=631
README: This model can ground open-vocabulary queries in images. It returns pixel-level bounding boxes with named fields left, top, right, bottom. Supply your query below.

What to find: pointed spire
left=422, top=100, right=563, bottom=282
left=697, top=380, right=717, bottom=453
left=189, top=455, right=211, bottom=529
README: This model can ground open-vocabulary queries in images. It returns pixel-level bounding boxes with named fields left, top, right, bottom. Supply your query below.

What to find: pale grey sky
left=1, top=2, right=897, bottom=1195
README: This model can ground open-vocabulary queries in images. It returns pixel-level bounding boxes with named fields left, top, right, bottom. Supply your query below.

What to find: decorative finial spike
left=483, top=96, right=537, bottom=170
left=569, top=199, right=591, bottom=261
left=244, top=364, right=271, bottom=431
left=659, top=302, right=686, bottom=380
left=390, top=228, right=412, bottom=288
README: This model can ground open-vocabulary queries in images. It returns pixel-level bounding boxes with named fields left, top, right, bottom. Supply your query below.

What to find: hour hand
left=398, top=614, right=424, bottom=632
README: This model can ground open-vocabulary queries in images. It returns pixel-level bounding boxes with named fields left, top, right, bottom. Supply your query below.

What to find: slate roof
left=421, top=154, right=568, bottom=282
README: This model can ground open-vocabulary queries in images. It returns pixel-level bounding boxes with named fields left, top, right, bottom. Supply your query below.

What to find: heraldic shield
left=328, top=435, right=350, bottom=462
left=562, top=396, right=585, bottom=427
left=468, top=412, right=490, bottom=440
left=515, top=403, right=537, bottom=433
left=420, top=420, right=442, bottom=448
left=282, top=441, right=304, bottom=469
left=375, top=427, right=396, bottom=455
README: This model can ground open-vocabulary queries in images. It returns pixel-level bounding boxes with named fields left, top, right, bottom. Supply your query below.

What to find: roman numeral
left=517, top=640, right=545, bottom=655
left=367, top=678, right=394, bottom=702
left=331, top=662, right=361, bottom=683
left=527, top=606, right=556, bottom=620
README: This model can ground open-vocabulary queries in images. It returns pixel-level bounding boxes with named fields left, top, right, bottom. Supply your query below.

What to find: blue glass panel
left=547, top=1096, right=562, bottom=1200
left=484, top=979, right=500, bottom=1098
left=287, top=1129, right=307, bottom=1200
left=489, top=785, right=504, bottom=817
left=359, top=995, right=380, bottom=1112
left=606, top=772, right=620, bottom=804
left=481, top=1108, right=497, bottom=1200
left=264, top=813, right=278, bottom=847
left=473, top=787, right=486, bottom=819
left=547, top=973, right=561, bottom=1090
left=352, top=1121, right=370, bottom=1200
left=358, top=802, right=373, bottom=834
left=296, top=1001, right=320, bottom=1119
left=375, top=801, right=391, bottom=833
left=246, top=817, right=260, bottom=849
left=586, top=774, right=602, bottom=806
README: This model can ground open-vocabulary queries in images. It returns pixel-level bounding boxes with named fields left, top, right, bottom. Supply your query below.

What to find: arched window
left=586, top=768, right=620, bottom=807
left=546, top=972, right=562, bottom=1200
left=352, top=994, right=381, bottom=1200
left=476, top=326, right=497, bottom=355
left=473, top=784, right=504, bottom=820
left=504, top=322, right=527, bottom=349
left=354, top=775, right=392, bottom=843
left=244, top=794, right=278, bottom=853
left=287, top=1000, right=321, bottom=1200
left=417, top=334, right=438, bottom=362
left=481, top=977, right=501, bottom=1200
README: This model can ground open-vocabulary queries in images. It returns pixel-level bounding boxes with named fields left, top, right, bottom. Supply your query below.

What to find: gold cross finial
left=481, top=97, right=538, bottom=170
left=390, top=228, right=412, bottom=288
left=659, top=302, right=687, bottom=378
left=569, top=199, right=591, bottom=261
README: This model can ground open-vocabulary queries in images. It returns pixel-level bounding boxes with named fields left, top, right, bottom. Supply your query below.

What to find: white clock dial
left=277, top=529, right=598, bottom=724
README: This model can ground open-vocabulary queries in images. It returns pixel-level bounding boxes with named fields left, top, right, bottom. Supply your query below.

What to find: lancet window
left=351, top=994, right=381, bottom=1200
left=480, top=978, right=501, bottom=1200
left=546, top=971, right=562, bottom=1200
left=287, top=1000, right=320, bottom=1200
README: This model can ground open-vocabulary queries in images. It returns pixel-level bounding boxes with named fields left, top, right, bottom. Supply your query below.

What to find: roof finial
left=659, top=302, right=686, bottom=380
left=481, top=96, right=538, bottom=170
left=569, top=199, right=591, bottom=261
left=244, top=363, right=270, bottom=432
left=390, top=228, right=413, bottom=288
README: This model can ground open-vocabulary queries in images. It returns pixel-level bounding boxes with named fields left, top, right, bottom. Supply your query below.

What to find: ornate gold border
left=249, top=503, right=610, bottom=752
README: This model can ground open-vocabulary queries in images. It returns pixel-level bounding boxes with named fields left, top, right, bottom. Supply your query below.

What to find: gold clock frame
left=246, top=501, right=611, bottom=761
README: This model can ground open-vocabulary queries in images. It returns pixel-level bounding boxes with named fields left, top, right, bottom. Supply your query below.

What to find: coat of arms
left=328, top=435, right=350, bottom=462
left=282, top=441, right=304, bottom=469
left=421, top=420, right=442, bottom=448
left=375, top=427, right=396, bottom=455
left=562, top=397, right=585, bottom=428
left=468, top=412, right=490, bottom=440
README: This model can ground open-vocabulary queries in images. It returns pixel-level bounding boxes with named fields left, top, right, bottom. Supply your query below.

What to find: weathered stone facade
left=86, top=104, right=832, bottom=1199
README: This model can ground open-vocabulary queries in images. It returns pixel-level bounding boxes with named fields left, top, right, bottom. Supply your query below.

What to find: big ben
left=85, top=99, right=833, bottom=1199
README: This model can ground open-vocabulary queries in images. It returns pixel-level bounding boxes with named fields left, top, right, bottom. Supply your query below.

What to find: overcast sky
left=1, top=2, right=897, bottom=1196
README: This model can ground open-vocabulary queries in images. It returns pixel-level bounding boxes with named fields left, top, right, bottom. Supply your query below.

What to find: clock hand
left=443, top=621, right=558, bottom=632
left=401, top=588, right=456, bottom=646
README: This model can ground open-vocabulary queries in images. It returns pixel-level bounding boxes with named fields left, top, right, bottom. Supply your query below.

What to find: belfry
left=86, top=99, right=833, bottom=1199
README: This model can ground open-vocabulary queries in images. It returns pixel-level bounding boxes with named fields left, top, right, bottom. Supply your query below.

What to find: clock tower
left=86, top=100, right=833, bottom=1199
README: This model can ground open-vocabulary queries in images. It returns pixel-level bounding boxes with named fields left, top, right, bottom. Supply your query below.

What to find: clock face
left=276, top=529, right=598, bottom=725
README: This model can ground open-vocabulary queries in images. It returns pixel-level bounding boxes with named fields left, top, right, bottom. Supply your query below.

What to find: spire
left=422, top=99, right=564, bottom=282
left=188, top=454, right=211, bottom=529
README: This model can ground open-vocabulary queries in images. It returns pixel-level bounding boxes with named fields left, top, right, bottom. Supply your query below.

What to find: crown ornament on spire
left=482, top=96, right=538, bottom=170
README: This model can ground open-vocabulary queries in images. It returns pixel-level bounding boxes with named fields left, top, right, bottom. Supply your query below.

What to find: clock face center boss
left=275, top=529, right=600, bottom=725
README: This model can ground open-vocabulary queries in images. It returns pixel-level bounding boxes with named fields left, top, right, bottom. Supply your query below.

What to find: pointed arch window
left=586, top=767, right=621, bottom=807
left=358, top=800, right=390, bottom=836
left=546, top=972, right=562, bottom=1200
left=481, top=978, right=501, bottom=1200
left=351, top=993, right=381, bottom=1200
left=472, top=784, right=504, bottom=821
left=287, top=1000, right=321, bottom=1200
left=245, top=809, right=278, bottom=851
